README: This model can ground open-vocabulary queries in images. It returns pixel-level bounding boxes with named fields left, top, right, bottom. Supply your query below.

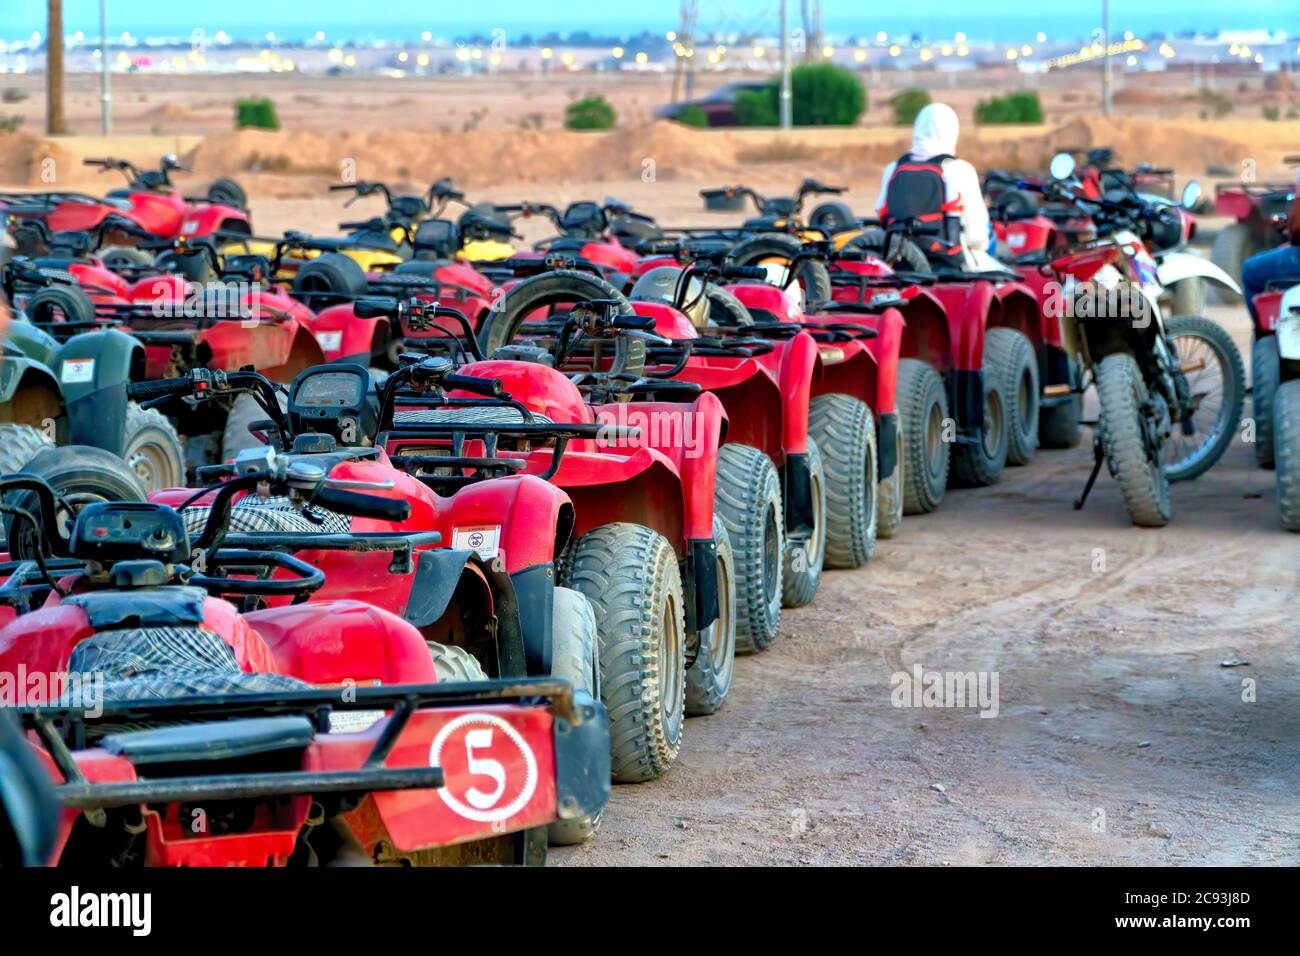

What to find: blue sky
left=10, top=1, right=1296, bottom=42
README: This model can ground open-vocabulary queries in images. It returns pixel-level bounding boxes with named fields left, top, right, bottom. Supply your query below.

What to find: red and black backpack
left=880, top=153, right=964, bottom=267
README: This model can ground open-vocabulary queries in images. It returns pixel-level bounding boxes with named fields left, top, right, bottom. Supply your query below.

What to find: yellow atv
left=697, top=178, right=866, bottom=248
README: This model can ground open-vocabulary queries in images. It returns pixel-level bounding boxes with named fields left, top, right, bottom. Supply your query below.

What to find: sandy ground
left=552, top=304, right=1300, bottom=866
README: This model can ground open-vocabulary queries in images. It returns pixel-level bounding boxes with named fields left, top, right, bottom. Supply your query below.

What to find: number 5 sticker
left=429, top=713, right=538, bottom=823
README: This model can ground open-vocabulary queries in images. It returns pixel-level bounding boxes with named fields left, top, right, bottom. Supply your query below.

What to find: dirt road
left=554, top=304, right=1300, bottom=867
left=243, top=195, right=1300, bottom=866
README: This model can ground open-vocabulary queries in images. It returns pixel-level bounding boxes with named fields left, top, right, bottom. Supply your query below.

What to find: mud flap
left=509, top=563, right=554, bottom=676
left=64, top=384, right=129, bottom=455
left=947, top=368, right=985, bottom=435
left=782, top=452, right=814, bottom=538
left=1041, top=346, right=1076, bottom=408
left=56, top=329, right=142, bottom=456
left=552, top=688, right=612, bottom=821
left=682, top=537, right=720, bottom=641
left=878, top=411, right=898, bottom=480
left=405, top=549, right=528, bottom=677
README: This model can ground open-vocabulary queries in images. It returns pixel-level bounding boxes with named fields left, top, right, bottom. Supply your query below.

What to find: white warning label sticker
left=452, top=525, right=501, bottom=560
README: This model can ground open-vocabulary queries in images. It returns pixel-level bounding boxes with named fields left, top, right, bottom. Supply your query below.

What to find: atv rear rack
left=18, top=677, right=585, bottom=810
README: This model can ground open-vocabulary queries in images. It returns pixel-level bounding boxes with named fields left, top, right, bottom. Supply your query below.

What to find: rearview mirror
left=1181, top=180, right=1202, bottom=210
left=1049, top=152, right=1077, bottom=181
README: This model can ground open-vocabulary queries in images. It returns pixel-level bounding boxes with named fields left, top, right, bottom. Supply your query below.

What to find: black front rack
left=17, top=677, right=579, bottom=810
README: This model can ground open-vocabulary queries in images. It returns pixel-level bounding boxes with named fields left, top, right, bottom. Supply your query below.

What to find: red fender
left=430, top=473, right=576, bottom=573
left=308, top=302, right=387, bottom=363
left=179, top=203, right=249, bottom=238
left=724, top=282, right=801, bottom=323
left=579, top=240, right=639, bottom=273
left=534, top=447, right=686, bottom=548
left=45, top=201, right=117, bottom=234
left=631, top=300, right=700, bottom=340
left=594, top=392, right=726, bottom=542
left=1254, top=290, right=1282, bottom=336
left=454, top=360, right=594, bottom=424
left=67, top=261, right=132, bottom=300
left=631, top=254, right=679, bottom=278
left=772, top=331, right=817, bottom=457
left=895, top=288, right=953, bottom=372
left=122, top=192, right=186, bottom=236
left=990, top=280, right=1045, bottom=355
left=929, top=281, right=993, bottom=372
left=1009, top=264, right=1065, bottom=349
left=246, top=599, right=436, bottom=685
left=676, top=358, right=784, bottom=462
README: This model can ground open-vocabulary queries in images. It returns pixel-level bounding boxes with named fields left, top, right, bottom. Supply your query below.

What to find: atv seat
left=181, top=496, right=352, bottom=537
left=67, top=625, right=308, bottom=706
left=395, top=407, right=556, bottom=427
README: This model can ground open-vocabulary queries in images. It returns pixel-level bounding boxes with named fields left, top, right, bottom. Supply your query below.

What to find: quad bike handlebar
left=354, top=296, right=486, bottom=361
left=128, top=368, right=294, bottom=441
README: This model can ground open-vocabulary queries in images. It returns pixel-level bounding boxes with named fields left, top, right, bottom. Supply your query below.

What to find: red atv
left=744, top=233, right=1044, bottom=517
left=209, top=229, right=498, bottom=369
left=368, top=296, right=738, bottom=783
left=0, top=467, right=609, bottom=866
left=1248, top=276, right=1300, bottom=530
left=2, top=156, right=249, bottom=260
left=708, top=250, right=909, bottom=540
left=134, top=357, right=621, bottom=844
left=6, top=241, right=326, bottom=480
left=1211, top=156, right=1299, bottom=292
left=1254, top=280, right=1300, bottom=529
left=475, top=262, right=858, bottom=658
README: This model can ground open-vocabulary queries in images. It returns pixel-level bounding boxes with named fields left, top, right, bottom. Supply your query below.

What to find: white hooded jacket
left=875, top=103, right=996, bottom=270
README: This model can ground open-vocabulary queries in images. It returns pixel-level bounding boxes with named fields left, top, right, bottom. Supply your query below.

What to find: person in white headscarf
left=874, top=102, right=997, bottom=270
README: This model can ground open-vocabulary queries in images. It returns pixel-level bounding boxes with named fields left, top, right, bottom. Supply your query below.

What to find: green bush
left=735, top=63, right=867, bottom=128
left=1262, top=104, right=1280, bottom=121
left=674, top=104, right=710, bottom=128
left=974, top=92, right=1043, bottom=125
left=735, top=88, right=779, bottom=127
left=890, top=88, right=931, bottom=126
left=565, top=95, right=616, bottom=130
left=235, top=97, right=279, bottom=130
left=1195, top=88, right=1233, bottom=119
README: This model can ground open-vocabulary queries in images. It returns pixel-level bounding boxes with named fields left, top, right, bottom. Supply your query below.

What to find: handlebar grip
left=353, top=297, right=399, bottom=319
left=328, top=184, right=356, bottom=192
left=443, top=373, right=504, bottom=397
left=313, top=487, right=411, bottom=523
left=126, top=377, right=192, bottom=401
left=722, top=265, right=769, bottom=280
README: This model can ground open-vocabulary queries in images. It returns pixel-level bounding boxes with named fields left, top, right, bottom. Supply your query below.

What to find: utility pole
left=46, top=0, right=66, bottom=134
left=670, top=0, right=698, bottom=102
left=99, top=0, right=111, bottom=134
left=800, top=0, right=821, bottom=62
left=1101, top=0, right=1113, bottom=117
left=780, top=0, right=792, bottom=128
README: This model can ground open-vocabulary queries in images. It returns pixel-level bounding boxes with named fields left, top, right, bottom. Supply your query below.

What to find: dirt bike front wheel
left=1161, top=315, right=1245, bottom=482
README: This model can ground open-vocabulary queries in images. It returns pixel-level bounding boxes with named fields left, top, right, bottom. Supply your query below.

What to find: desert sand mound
left=1, top=117, right=1289, bottom=198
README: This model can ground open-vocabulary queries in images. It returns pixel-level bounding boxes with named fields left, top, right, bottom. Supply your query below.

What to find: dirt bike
left=1022, top=153, right=1245, bottom=526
